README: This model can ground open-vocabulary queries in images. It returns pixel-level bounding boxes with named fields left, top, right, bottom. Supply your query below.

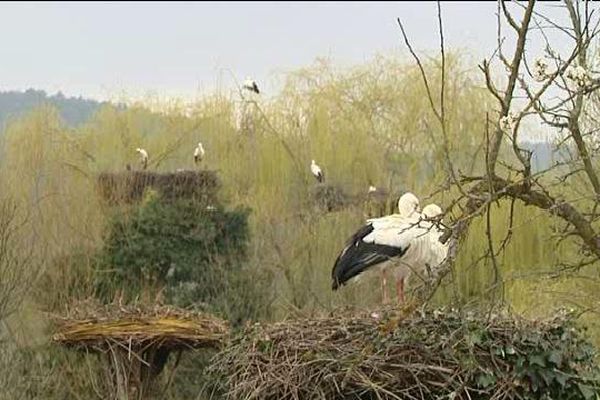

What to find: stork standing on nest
left=136, top=148, right=149, bottom=170
left=349, top=191, right=420, bottom=303
left=310, top=159, right=324, bottom=183
left=331, top=192, right=448, bottom=304
left=194, top=142, right=205, bottom=165
left=242, top=77, right=260, bottom=94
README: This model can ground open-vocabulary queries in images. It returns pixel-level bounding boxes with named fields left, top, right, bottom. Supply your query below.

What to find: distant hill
left=0, top=89, right=114, bottom=131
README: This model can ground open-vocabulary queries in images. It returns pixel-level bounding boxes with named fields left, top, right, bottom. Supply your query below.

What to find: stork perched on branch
left=243, top=77, right=260, bottom=94
left=136, top=148, right=149, bottom=170
left=331, top=192, right=448, bottom=304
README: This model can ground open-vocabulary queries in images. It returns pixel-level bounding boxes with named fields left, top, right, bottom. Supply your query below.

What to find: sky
left=0, top=2, right=581, bottom=102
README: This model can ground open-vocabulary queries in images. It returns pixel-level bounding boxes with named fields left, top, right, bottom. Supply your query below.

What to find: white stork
left=136, top=148, right=149, bottom=170
left=242, top=77, right=260, bottom=94
left=331, top=193, right=448, bottom=304
left=331, top=192, right=419, bottom=303
left=194, top=142, right=205, bottom=165
left=310, top=159, right=324, bottom=183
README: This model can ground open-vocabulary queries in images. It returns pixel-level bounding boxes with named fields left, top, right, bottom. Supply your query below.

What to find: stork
left=242, top=77, right=260, bottom=94
left=194, top=142, right=205, bottom=165
left=331, top=193, right=448, bottom=304
left=310, top=159, right=324, bottom=183
left=136, top=148, right=148, bottom=170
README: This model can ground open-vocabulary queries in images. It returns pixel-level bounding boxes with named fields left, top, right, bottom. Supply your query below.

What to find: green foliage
left=468, top=317, right=600, bottom=399
left=95, top=188, right=270, bottom=326
left=0, top=52, right=599, bottom=399
left=0, top=88, right=112, bottom=132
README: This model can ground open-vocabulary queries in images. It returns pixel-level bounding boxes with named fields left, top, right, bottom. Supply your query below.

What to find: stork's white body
left=136, top=148, right=149, bottom=170
left=310, top=159, right=324, bottom=183
left=369, top=209, right=447, bottom=282
left=243, top=78, right=260, bottom=94
left=194, top=142, right=205, bottom=164
left=332, top=192, right=448, bottom=304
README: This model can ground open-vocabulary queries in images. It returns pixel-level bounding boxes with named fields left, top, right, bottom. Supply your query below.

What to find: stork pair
left=331, top=192, right=448, bottom=304
left=134, top=142, right=205, bottom=171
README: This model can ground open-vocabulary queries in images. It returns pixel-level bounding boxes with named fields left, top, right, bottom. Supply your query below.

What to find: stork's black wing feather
left=331, top=223, right=407, bottom=290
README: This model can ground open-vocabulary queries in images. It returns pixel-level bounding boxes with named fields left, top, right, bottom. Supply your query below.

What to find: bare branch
left=396, top=18, right=442, bottom=123
left=488, top=0, right=536, bottom=171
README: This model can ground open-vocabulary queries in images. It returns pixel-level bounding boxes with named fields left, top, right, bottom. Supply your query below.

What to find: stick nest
left=310, top=184, right=351, bottom=212
left=51, top=300, right=229, bottom=351
left=208, top=307, right=600, bottom=400
left=97, top=170, right=220, bottom=204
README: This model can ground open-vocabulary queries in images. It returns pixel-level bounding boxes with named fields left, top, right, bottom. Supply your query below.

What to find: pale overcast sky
left=0, top=2, right=581, bottom=102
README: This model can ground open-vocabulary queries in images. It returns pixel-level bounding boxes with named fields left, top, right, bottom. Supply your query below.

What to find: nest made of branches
left=363, top=190, right=402, bottom=218
left=97, top=170, right=220, bottom=205
left=310, top=183, right=352, bottom=213
left=208, top=307, right=600, bottom=400
left=51, top=300, right=229, bottom=352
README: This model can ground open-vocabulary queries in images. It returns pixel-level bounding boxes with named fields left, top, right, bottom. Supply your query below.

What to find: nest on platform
left=207, top=307, right=600, bottom=400
left=52, top=300, right=228, bottom=351
left=97, top=170, right=220, bottom=205
left=310, top=183, right=352, bottom=213
left=52, top=300, right=229, bottom=399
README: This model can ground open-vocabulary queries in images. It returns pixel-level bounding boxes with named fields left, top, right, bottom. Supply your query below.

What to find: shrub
left=94, top=188, right=270, bottom=326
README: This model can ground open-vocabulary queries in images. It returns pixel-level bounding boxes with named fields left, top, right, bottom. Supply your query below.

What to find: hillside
left=0, top=89, right=117, bottom=131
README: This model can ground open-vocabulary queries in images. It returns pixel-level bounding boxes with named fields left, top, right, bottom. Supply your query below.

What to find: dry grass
left=51, top=300, right=229, bottom=351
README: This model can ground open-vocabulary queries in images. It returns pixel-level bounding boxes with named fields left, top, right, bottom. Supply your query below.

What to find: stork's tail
left=331, top=224, right=408, bottom=291
left=331, top=224, right=376, bottom=290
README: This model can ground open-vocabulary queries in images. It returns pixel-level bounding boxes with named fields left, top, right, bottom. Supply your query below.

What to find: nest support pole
left=52, top=302, right=229, bottom=400
left=103, top=342, right=175, bottom=400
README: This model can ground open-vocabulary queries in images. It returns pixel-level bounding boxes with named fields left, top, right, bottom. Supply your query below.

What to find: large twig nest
left=310, top=183, right=352, bottom=212
left=97, top=170, right=220, bottom=205
left=207, top=307, right=600, bottom=400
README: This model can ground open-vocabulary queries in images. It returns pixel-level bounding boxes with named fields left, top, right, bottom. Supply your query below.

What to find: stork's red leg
left=396, top=277, right=405, bottom=304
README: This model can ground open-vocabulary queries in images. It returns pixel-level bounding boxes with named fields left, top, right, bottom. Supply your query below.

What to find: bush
left=94, top=188, right=271, bottom=326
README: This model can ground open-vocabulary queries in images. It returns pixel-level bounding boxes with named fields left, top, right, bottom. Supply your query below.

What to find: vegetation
left=209, top=308, right=600, bottom=400
left=0, top=1, right=599, bottom=398
left=0, top=88, right=115, bottom=131
left=94, top=186, right=267, bottom=326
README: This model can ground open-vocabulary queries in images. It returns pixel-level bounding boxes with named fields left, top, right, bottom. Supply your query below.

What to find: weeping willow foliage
left=0, top=54, right=598, bottom=398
